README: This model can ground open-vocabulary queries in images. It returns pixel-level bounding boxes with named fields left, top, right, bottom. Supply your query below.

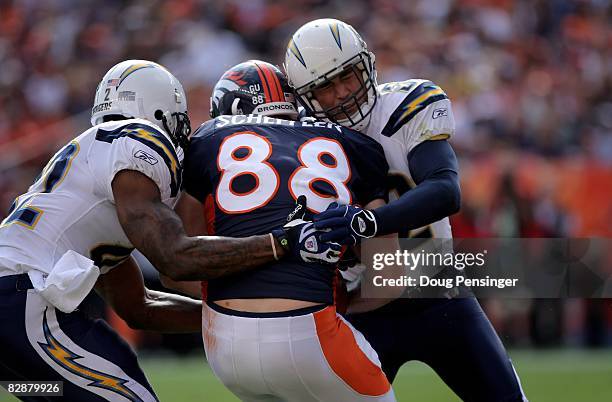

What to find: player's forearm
left=130, top=289, right=202, bottom=333
left=374, top=172, right=460, bottom=235
left=168, top=234, right=283, bottom=281
left=374, top=140, right=461, bottom=235
left=119, top=196, right=284, bottom=280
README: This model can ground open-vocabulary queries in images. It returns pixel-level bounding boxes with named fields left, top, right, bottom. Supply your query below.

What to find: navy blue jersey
left=183, top=114, right=388, bottom=303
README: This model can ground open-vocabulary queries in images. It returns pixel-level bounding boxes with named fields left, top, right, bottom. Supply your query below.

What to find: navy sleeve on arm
left=341, top=131, right=389, bottom=205
left=374, top=140, right=461, bottom=235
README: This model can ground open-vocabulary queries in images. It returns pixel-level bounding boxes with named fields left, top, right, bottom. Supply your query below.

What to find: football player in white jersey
left=285, top=19, right=528, bottom=402
left=0, top=59, right=340, bottom=401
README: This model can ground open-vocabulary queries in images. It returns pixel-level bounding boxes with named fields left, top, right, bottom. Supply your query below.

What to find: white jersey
left=0, top=118, right=182, bottom=278
left=366, top=79, right=455, bottom=239
left=341, top=80, right=456, bottom=288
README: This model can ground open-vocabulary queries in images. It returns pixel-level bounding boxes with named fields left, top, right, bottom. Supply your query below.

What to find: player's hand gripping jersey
left=309, top=78, right=459, bottom=245
left=0, top=119, right=182, bottom=307
left=184, top=114, right=388, bottom=304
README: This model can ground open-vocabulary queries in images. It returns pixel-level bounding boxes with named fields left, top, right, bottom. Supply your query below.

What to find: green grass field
left=1, top=349, right=611, bottom=401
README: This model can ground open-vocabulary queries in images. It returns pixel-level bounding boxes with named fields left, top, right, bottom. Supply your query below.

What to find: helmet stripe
left=271, top=68, right=286, bottom=101
left=262, top=64, right=284, bottom=102
left=117, top=63, right=155, bottom=87
left=252, top=62, right=271, bottom=102
left=329, top=22, right=342, bottom=50
left=287, top=39, right=307, bottom=68
left=253, top=61, right=278, bottom=102
left=260, top=63, right=280, bottom=101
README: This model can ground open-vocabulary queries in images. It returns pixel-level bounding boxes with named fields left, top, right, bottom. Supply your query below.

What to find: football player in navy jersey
left=170, top=60, right=397, bottom=402
left=284, top=19, right=528, bottom=402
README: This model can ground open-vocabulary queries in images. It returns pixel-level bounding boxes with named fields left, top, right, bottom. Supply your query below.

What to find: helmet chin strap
left=349, top=113, right=372, bottom=132
left=154, top=109, right=173, bottom=135
left=154, top=109, right=191, bottom=151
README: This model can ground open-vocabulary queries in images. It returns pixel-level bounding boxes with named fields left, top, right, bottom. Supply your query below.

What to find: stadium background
left=0, top=0, right=610, bottom=400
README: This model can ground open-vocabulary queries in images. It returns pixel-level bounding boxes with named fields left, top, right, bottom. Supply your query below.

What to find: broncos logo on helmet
left=223, top=70, right=248, bottom=86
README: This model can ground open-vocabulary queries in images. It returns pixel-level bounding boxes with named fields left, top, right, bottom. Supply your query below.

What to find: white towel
left=28, top=250, right=100, bottom=313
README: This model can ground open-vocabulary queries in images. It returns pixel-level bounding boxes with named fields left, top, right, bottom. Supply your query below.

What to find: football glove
left=313, top=203, right=378, bottom=245
left=272, top=196, right=342, bottom=265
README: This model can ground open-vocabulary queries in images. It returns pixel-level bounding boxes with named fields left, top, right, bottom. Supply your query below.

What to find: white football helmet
left=284, top=19, right=377, bottom=131
left=91, top=60, right=191, bottom=149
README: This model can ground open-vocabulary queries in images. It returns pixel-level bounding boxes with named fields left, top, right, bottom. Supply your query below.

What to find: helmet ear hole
left=154, top=109, right=164, bottom=120
left=230, top=98, right=242, bottom=116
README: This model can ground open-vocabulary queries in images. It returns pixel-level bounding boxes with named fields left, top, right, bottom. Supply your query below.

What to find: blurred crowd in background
left=0, top=0, right=610, bottom=349
left=1, top=0, right=611, bottom=156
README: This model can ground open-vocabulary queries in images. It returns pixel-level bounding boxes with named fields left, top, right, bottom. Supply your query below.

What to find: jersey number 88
left=216, top=131, right=352, bottom=214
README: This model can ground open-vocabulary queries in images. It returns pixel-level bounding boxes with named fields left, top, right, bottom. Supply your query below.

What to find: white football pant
left=202, top=304, right=396, bottom=402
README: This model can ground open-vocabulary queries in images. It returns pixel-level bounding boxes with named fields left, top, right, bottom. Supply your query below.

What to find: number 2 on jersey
left=216, top=132, right=352, bottom=213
